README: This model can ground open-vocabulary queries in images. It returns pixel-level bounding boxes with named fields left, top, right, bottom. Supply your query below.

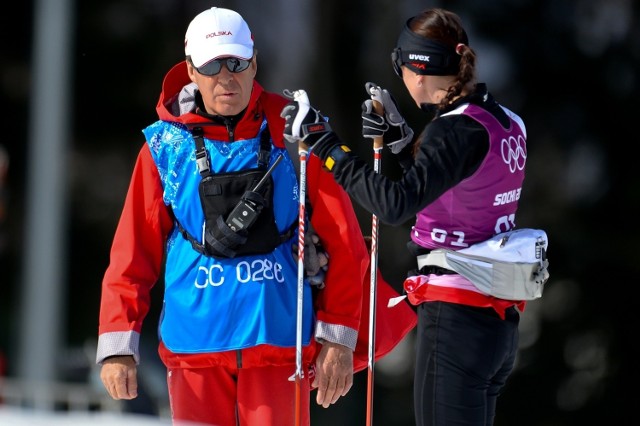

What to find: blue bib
left=144, top=120, right=314, bottom=353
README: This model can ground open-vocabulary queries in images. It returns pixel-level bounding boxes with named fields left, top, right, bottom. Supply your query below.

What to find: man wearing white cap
left=95, top=6, right=416, bottom=426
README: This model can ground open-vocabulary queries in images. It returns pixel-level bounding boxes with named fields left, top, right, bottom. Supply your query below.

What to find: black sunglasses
left=193, top=57, right=252, bottom=76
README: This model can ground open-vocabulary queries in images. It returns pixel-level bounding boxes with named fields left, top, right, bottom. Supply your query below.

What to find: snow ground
left=0, top=407, right=172, bottom=425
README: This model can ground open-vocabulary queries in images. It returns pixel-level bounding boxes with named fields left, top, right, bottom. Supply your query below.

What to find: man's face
left=187, top=55, right=257, bottom=116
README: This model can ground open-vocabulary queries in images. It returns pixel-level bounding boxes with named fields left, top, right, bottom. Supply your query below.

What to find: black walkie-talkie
left=226, top=155, right=283, bottom=232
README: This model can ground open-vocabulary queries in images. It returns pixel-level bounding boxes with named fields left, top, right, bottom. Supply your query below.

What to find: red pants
left=167, top=364, right=311, bottom=426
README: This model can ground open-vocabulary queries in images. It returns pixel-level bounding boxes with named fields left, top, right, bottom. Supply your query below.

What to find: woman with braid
left=281, top=8, right=528, bottom=426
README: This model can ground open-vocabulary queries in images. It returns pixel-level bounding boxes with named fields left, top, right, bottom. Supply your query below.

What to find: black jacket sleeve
left=331, top=114, right=489, bottom=226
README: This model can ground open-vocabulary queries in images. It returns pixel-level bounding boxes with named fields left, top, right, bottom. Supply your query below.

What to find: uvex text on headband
left=391, top=20, right=461, bottom=78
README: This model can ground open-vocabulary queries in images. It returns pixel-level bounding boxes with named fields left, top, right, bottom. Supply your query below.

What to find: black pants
left=414, top=301, right=519, bottom=426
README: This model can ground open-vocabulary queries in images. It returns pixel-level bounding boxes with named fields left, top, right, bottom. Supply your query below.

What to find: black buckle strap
left=174, top=219, right=208, bottom=255
left=192, top=127, right=211, bottom=177
left=257, top=124, right=271, bottom=168
left=173, top=214, right=296, bottom=258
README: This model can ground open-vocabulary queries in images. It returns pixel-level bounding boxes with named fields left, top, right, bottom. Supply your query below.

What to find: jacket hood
left=155, top=61, right=286, bottom=146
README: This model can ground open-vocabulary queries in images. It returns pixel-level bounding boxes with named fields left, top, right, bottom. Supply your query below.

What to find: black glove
left=362, top=82, right=414, bottom=154
left=361, top=100, right=389, bottom=139
left=281, top=89, right=345, bottom=165
left=292, top=230, right=328, bottom=289
left=281, top=89, right=334, bottom=151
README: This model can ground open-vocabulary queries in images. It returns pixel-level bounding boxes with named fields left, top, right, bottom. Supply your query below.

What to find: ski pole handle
left=371, top=99, right=384, bottom=150
left=365, top=82, right=385, bottom=150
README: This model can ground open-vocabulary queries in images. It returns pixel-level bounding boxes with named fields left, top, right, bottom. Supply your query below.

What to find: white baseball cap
left=184, top=7, right=254, bottom=68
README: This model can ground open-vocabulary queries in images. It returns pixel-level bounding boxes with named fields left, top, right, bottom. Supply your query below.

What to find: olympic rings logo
left=501, top=135, right=526, bottom=173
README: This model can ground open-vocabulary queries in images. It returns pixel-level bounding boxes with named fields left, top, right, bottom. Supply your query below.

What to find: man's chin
left=212, top=102, right=242, bottom=117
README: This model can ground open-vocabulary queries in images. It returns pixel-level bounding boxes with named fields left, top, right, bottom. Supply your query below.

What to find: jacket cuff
left=312, top=132, right=341, bottom=163
left=323, top=144, right=352, bottom=172
left=314, top=320, right=358, bottom=351
left=96, top=331, right=141, bottom=365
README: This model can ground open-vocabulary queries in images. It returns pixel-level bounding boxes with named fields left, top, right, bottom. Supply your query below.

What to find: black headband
left=393, top=20, right=460, bottom=76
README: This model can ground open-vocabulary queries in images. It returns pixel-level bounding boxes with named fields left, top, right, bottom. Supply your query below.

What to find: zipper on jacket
left=223, top=117, right=235, bottom=141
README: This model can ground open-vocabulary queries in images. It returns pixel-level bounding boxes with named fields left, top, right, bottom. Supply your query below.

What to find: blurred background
left=1, top=0, right=638, bottom=424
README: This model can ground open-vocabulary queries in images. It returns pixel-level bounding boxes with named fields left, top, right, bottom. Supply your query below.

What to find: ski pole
left=294, top=144, right=307, bottom=426
left=364, top=82, right=384, bottom=426
left=284, top=89, right=310, bottom=426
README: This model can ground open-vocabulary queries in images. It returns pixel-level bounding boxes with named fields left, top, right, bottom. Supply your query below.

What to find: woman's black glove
left=361, top=82, right=414, bottom=154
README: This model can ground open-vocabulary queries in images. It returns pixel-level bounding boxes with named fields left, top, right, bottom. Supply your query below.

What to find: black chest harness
left=173, top=125, right=296, bottom=258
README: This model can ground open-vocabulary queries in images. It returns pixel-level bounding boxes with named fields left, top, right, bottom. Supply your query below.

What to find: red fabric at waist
left=403, top=275, right=525, bottom=320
